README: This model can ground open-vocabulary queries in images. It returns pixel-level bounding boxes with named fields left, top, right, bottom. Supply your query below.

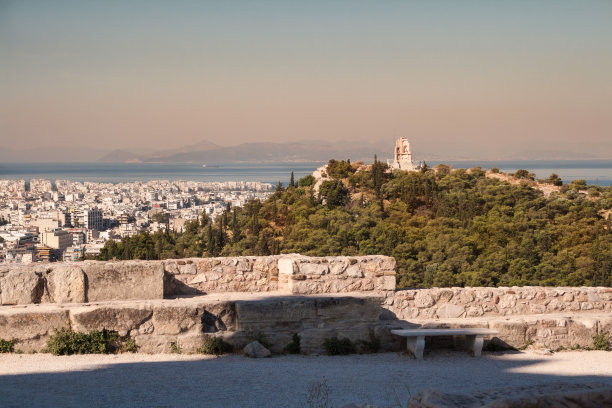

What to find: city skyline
left=2, top=1, right=612, bottom=159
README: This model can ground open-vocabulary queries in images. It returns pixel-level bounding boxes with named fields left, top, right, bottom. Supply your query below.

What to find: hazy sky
left=1, top=1, right=611, bottom=158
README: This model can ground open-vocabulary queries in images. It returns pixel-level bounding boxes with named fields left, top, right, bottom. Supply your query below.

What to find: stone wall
left=0, top=255, right=396, bottom=305
left=0, top=294, right=393, bottom=354
left=390, top=286, right=612, bottom=320
left=277, top=255, right=396, bottom=294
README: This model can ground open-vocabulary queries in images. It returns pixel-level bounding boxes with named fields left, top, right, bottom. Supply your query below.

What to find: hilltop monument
left=391, top=137, right=417, bottom=171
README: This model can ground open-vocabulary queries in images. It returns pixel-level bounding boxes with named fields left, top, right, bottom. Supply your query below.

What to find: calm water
left=0, top=160, right=611, bottom=186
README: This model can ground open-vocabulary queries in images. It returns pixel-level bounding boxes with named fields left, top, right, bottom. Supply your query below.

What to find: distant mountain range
left=97, top=140, right=391, bottom=164
left=1, top=139, right=609, bottom=163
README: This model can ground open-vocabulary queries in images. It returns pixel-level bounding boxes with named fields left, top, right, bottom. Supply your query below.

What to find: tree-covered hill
left=99, top=160, right=612, bottom=288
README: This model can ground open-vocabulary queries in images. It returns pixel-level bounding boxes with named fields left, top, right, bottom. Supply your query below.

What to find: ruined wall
left=390, top=287, right=612, bottom=320
left=0, top=294, right=393, bottom=354
left=0, top=255, right=396, bottom=305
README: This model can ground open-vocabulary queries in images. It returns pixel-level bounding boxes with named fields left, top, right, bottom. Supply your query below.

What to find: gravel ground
left=1, top=350, right=611, bottom=407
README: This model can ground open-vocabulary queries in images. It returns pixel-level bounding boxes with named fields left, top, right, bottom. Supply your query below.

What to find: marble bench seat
left=391, top=328, right=498, bottom=359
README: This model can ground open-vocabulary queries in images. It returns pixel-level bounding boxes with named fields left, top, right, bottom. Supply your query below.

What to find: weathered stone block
left=0, top=310, right=70, bottom=351
left=437, top=303, right=465, bottom=318
left=152, top=306, right=201, bottom=335
left=414, top=291, right=435, bottom=308
left=0, top=270, right=44, bottom=305
left=47, top=265, right=86, bottom=303
left=83, top=261, right=164, bottom=301
left=70, top=306, right=153, bottom=333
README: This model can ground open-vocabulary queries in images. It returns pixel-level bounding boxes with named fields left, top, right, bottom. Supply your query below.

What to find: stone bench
left=391, top=328, right=498, bottom=359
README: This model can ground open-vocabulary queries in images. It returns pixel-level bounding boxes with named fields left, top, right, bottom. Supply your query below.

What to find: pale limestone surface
left=0, top=351, right=610, bottom=408
left=46, top=265, right=86, bottom=303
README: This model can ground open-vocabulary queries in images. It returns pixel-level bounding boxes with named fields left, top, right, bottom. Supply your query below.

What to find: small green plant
left=0, top=338, right=16, bottom=353
left=593, top=333, right=610, bottom=351
left=46, top=329, right=121, bottom=356
left=285, top=333, right=301, bottom=354
left=323, top=336, right=355, bottom=355
left=305, top=377, right=331, bottom=408
left=198, top=336, right=233, bottom=355
left=518, top=339, right=534, bottom=351
left=357, top=331, right=380, bottom=354
left=170, top=340, right=182, bottom=354
left=121, top=338, right=138, bottom=353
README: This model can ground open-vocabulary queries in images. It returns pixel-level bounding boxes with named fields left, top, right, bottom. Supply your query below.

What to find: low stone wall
left=0, top=294, right=392, bottom=354
left=0, top=255, right=396, bottom=305
left=163, top=256, right=281, bottom=296
left=390, top=286, right=612, bottom=320
left=278, top=255, right=396, bottom=294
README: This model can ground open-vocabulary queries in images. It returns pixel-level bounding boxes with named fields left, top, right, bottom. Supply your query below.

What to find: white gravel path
left=1, top=350, right=611, bottom=407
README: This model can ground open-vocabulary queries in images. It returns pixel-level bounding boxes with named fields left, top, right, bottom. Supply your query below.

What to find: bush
left=198, top=336, right=233, bottom=355
left=323, top=337, right=356, bottom=355
left=46, top=329, right=122, bottom=356
left=298, top=175, right=315, bottom=187
left=122, top=338, right=138, bottom=353
left=0, top=338, right=16, bottom=353
left=285, top=333, right=301, bottom=354
left=593, top=333, right=610, bottom=350
left=170, top=340, right=181, bottom=354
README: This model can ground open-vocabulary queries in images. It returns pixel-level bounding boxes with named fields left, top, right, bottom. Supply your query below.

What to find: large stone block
left=152, top=305, right=202, bottom=335
left=83, top=261, right=164, bottom=301
left=47, top=265, right=86, bottom=303
left=235, top=297, right=318, bottom=331
left=0, top=310, right=70, bottom=351
left=0, top=269, right=44, bottom=305
left=70, top=306, right=153, bottom=334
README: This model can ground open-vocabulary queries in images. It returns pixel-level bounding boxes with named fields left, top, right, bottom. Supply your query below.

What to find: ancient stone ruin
left=0, top=255, right=610, bottom=354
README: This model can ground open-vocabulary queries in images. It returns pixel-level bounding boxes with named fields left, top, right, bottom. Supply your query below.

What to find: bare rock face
left=243, top=340, right=271, bottom=358
left=0, top=270, right=44, bottom=305
left=47, top=265, right=86, bottom=303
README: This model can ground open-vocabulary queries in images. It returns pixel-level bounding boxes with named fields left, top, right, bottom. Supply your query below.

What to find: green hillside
left=100, top=159, right=612, bottom=288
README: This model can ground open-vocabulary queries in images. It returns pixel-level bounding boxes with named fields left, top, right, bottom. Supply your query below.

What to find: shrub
left=285, top=333, right=301, bottom=354
left=298, top=175, right=315, bottom=187
left=122, top=338, right=138, bottom=353
left=198, top=336, right=233, bottom=355
left=46, top=329, right=121, bottom=356
left=0, top=338, right=16, bottom=353
left=323, top=337, right=356, bottom=355
left=170, top=340, right=181, bottom=354
left=593, top=333, right=610, bottom=351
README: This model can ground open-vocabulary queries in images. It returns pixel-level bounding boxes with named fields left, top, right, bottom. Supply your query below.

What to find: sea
left=0, top=160, right=611, bottom=187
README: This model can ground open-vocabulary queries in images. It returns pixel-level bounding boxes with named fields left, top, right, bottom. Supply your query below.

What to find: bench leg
left=465, top=335, right=484, bottom=357
left=406, top=336, right=425, bottom=359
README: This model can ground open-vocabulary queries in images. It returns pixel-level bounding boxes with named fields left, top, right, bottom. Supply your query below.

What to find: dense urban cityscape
left=0, top=178, right=273, bottom=263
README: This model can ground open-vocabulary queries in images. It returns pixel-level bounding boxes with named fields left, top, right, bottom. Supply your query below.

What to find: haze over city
left=2, top=1, right=612, bottom=161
